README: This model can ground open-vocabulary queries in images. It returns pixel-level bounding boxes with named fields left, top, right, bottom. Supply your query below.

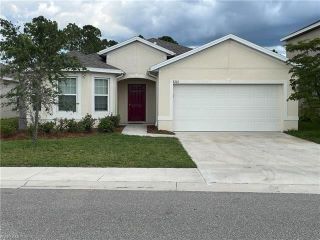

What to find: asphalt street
left=1, top=189, right=319, bottom=240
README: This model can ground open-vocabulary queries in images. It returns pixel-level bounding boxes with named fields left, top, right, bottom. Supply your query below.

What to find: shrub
left=0, top=118, right=19, bottom=137
left=79, top=114, right=95, bottom=132
left=39, top=121, right=56, bottom=133
left=66, top=119, right=83, bottom=132
left=109, top=114, right=120, bottom=127
left=56, top=118, right=68, bottom=132
left=0, top=124, right=16, bottom=137
left=98, top=117, right=115, bottom=133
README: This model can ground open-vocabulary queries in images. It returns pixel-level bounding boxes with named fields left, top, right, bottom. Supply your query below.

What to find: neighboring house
left=39, top=34, right=298, bottom=132
left=0, top=65, right=19, bottom=118
left=281, top=20, right=320, bottom=58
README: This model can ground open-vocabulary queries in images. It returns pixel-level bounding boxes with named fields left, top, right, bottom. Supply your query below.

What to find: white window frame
left=93, top=77, right=110, bottom=113
left=58, top=77, right=78, bottom=113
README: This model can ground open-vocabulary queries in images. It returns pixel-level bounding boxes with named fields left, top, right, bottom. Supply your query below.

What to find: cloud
left=1, top=0, right=319, bottom=49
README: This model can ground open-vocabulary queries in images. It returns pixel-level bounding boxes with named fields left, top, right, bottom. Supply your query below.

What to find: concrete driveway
left=177, top=132, right=320, bottom=186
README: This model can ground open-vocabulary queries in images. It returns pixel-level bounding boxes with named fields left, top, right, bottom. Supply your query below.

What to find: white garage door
left=173, top=84, right=282, bottom=131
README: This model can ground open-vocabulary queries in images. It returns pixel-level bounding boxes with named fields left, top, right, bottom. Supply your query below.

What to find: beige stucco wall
left=0, top=79, right=19, bottom=118
left=106, top=41, right=168, bottom=80
left=118, top=78, right=156, bottom=124
left=157, top=39, right=298, bottom=131
left=284, top=28, right=320, bottom=58
left=40, top=72, right=118, bottom=121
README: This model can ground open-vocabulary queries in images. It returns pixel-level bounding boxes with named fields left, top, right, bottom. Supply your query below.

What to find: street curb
left=1, top=180, right=319, bottom=194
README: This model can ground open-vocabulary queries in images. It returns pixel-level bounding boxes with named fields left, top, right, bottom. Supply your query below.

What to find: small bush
left=0, top=124, right=16, bottom=137
left=109, top=114, right=120, bottom=127
left=39, top=121, right=56, bottom=133
left=66, top=119, right=83, bottom=132
left=0, top=118, right=19, bottom=137
left=79, top=114, right=95, bottom=132
left=56, top=118, right=68, bottom=132
left=98, top=117, right=115, bottom=133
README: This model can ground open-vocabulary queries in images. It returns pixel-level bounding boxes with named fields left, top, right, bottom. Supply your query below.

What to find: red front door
left=128, top=84, right=146, bottom=121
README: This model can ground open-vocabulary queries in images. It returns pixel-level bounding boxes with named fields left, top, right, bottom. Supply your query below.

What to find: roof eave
left=150, top=34, right=288, bottom=71
left=97, top=36, right=175, bottom=56
left=281, top=21, right=320, bottom=42
left=63, top=68, right=124, bottom=74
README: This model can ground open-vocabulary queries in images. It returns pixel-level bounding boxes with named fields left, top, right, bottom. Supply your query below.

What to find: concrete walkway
left=122, top=124, right=174, bottom=137
left=1, top=167, right=319, bottom=194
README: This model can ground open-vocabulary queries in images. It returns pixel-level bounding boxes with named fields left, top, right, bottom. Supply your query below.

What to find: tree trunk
left=32, top=108, right=39, bottom=144
left=19, top=106, right=27, bottom=130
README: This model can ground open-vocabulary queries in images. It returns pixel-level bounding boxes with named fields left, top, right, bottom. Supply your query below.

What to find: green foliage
left=0, top=16, right=83, bottom=143
left=66, top=119, right=83, bottom=132
left=78, top=114, right=95, bottom=132
left=39, top=121, right=56, bottom=133
left=56, top=118, right=68, bottom=132
left=286, top=120, right=320, bottom=144
left=108, top=114, right=120, bottom=127
left=286, top=38, right=320, bottom=121
left=64, top=23, right=118, bottom=54
left=158, top=36, right=178, bottom=44
left=0, top=118, right=18, bottom=137
left=98, top=117, right=115, bottom=133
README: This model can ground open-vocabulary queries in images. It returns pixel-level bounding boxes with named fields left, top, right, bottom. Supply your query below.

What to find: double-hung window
left=58, top=78, right=77, bottom=112
left=94, top=78, right=109, bottom=111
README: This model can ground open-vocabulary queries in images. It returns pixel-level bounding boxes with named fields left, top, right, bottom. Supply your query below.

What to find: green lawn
left=0, top=134, right=196, bottom=168
left=286, top=121, right=320, bottom=144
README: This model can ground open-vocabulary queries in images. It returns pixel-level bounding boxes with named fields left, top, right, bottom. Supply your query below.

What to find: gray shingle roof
left=147, top=38, right=192, bottom=56
left=67, top=51, right=120, bottom=70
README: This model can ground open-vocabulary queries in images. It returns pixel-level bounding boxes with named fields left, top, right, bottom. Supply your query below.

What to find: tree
left=64, top=23, right=82, bottom=51
left=158, top=36, right=178, bottom=44
left=64, top=23, right=118, bottom=53
left=81, top=25, right=104, bottom=54
left=101, top=39, right=118, bottom=48
left=0, top=16, right=83, bottom=143
left=286, top=38, right=320, bottom=121
left=107, top=40, right=118, bottom=47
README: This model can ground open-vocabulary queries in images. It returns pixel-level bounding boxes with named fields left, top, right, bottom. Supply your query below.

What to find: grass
left=286, top=120, right=320, bottom=144
left=0, top=133, right=196, bottom=168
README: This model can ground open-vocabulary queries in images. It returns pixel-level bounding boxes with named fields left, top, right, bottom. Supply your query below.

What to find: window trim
left=93, top=77, right=110, bottom=112
left=58, top=77, right=78, bottom=113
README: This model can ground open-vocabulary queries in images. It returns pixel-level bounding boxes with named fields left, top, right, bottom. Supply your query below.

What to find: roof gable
left=98, top=37, right=175, bottom=56
left=150, top=34, right=288, bottom=71
left=281, top=20, right=320, bottom=42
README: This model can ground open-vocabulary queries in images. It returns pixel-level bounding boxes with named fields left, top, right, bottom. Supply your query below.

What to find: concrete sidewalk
left=1, top=167, right=319, bottom=194
left=122, top=124, right=175, bottom=137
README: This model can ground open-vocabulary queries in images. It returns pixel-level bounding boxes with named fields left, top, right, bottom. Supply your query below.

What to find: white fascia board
left=97, top=36, right=175, bottom=55
left=86, top=67, right=123, bottom=74
left=150, top=34, right=288, bottom=71
left=281, top=21, right=320, bottom=42
left=63, top=67, right=124, bottom=74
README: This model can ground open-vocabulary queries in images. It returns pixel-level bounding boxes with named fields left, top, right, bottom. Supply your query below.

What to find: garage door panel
left=173, top=84, right=282, bottom=131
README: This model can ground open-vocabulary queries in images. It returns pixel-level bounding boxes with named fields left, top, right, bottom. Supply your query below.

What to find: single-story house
left=36, top=34, right=298, bottom=131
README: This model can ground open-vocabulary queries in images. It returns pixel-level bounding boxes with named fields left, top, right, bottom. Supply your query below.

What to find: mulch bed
left=147, top=125, right=175, bottom=135
left=0, top=126, right=125, bottom=141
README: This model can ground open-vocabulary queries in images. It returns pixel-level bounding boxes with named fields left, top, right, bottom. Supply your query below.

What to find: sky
left=1, top=0, right=319, bottom=55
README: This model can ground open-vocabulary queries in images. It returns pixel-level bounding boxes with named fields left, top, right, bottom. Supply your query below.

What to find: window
left=58, top=78, right=77, bottom=112
left=94, top=78, right=108, bottom=111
